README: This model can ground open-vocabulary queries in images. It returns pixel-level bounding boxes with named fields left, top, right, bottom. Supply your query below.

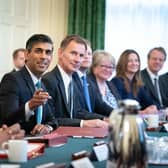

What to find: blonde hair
left=90, top=50, right=115, bottom=72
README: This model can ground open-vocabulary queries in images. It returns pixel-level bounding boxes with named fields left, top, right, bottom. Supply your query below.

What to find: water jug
left=107, top=99, right=147, bottom=168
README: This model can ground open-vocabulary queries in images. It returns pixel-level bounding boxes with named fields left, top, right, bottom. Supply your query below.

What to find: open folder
left=54, top=126, right=108, bottom=138
left=0, top=143, right=45, bottom=159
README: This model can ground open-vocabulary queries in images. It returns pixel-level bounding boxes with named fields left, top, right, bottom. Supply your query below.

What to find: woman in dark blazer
left=111, top=49, right=158, bottom=114
left=88, top=50, right=121, bottom=109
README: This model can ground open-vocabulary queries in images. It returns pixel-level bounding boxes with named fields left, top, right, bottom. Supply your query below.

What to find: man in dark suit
left=42, top=35, right=108, bottom=128
left=73, top=40, right=114, bottom=118
left=141, top=47, right=167, bottom=109
left=0, top=34, right=58, bottom=135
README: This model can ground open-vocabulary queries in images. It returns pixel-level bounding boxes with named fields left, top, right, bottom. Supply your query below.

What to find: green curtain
left=68, top=0, right=105, bottom=50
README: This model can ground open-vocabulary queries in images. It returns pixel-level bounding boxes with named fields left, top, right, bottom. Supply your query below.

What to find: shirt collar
left=58, top=65, right=72, bottom=85
left=77, top=70, right=86, bottom=78
left=25, top=65, right=41, bottom=85
left=146, top=67, right=158, bottom=80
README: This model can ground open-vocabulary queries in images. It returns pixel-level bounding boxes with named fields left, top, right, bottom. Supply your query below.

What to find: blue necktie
left=82, top=76, right=92, bottom=112
left=36, top=80, right=43, bottom=124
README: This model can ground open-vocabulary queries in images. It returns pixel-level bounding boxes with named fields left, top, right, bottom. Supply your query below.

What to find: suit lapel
left=144, top=69, right=159, bottom=100
left=55, top=67, right=70, bottom=114
left=73, top=72, right=83, bottom=90
left=107, top=81, right=121, bottom=100
left=20, top=66, right=35, bottom=96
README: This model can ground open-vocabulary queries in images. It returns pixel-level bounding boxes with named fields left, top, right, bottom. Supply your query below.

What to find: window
left=105, top=0, right=168, bottom=74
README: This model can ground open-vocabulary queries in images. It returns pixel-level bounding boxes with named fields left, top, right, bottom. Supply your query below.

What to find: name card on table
left=71, top=157, right=94, bottom=168
left=90, top=144, right=108, bottom=162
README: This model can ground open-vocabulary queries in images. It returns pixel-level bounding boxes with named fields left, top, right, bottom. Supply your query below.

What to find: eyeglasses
left=99, top=64, right=115, bottom=69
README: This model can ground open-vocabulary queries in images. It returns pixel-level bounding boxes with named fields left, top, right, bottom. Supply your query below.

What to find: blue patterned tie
left=82, top=76, right=92, bottom=112
left=36, top=80, right=43, bottom=124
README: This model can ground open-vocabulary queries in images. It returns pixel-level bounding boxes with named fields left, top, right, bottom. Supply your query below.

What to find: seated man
left=73, top=40, right=114, bottom=118
left=43, top=34, right=108, bottom=128
left=0, top=34, right=58, bottom=135
left=141, top=47, right=167, bottom=109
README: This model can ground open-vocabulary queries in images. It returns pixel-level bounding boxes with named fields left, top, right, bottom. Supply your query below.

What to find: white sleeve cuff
left=80, top=120, right=84, bottom=128
left=25, top=102, right=34, bottom=121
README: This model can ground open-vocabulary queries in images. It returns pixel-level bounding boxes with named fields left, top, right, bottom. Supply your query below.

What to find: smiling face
left=148, top=49, right=165, bottom=74
left=92, top=51, right=115, bottom=82
left=25, top=42, right=53, bottom=78
left=94, top=57, right=114, bottom=81
left=58, top=40, right=86, bottom=74
left=126, top=53, right=140, bottom=75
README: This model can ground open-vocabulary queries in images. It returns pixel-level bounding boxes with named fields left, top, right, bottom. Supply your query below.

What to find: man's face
left=14, top=51, right=25, bottom=69
left=58, top=40, right=85, bottom=74
left=80, top=45, right=92, bottom=70
left=26, top=42, right=53, bottom=77
left=148, top=50, right=165, bottom=74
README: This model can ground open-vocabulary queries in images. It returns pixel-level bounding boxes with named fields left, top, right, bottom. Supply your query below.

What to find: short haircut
left=91, top=50, right=115, bottom=69
left=60, top=34, right=87, bottom=50
left=13, top=48, right=26, bottom=59
left=26, top=34, right=54, bottom=52
left=147, top=47, right=167, bottom=61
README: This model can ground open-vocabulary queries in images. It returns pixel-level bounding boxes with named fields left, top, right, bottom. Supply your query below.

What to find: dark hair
left=116, top=49, right=143, bottom=96
left=147, top=47, right=167, bottom=61
left=60, top=34, right=87, bottom=50
left=13, top=48, right=26, bottom=59
left=26, top=34, right=54, bottom=52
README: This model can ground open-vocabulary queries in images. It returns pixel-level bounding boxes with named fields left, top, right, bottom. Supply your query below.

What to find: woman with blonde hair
left=111, top=49, right=158, bottom=114
left=88, top=50, right=121, bottom=109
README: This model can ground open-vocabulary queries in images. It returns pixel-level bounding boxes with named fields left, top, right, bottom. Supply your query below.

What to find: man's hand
left=31, top=124, right=52, bottom=135
left=0, top=123, right=25, bottom=145
left=28, top=89, right=51, bottom=110
left=83, top=119, right=108, bottom=128
left=139, top=105, right=158, bottom=114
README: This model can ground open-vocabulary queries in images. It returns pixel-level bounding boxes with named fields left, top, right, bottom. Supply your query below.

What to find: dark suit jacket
left=141, top=68, right=163, bottom=108
left=87, top=72, right=121, bottom=102
left=159, top=72, right=168, bottom=107
left=0, top=66, right=58, bottom=134
left=42, top=66, right=83, bottom=126
left=73, top=72, right=113, bottom=118
left=111, top=76, right=154, bottom=109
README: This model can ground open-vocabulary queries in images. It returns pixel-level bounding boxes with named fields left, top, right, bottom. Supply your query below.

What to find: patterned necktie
left=35, top=80, right=43, bottom=124
left=68, top=80, right=73, bottom=119
left=81, top=76, right=92, bottom=112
